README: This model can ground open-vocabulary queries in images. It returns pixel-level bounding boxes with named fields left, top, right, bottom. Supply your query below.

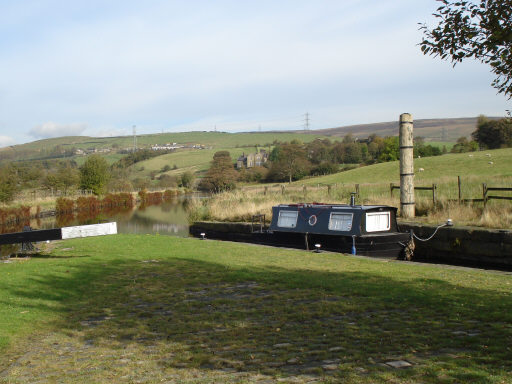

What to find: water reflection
left=29, top=196, right=195, bottom=237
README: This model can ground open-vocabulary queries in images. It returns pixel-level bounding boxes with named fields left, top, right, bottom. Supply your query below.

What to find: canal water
left=26, top=195, right=199, bottom=238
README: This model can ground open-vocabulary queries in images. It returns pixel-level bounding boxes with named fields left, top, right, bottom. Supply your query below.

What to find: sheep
left=486, top=153, right=491, bottom=157
left=418, top=167, right=425, bottom=172
left=488, top=161, right=494, bottom=165
left=468, top=154, right=474, bottom=157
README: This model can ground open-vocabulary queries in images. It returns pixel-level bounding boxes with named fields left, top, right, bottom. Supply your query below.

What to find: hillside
left=0, top=131, right=330, bottom=163
left=298, top=147, right=512, bottom=186
left=291, top=117, right=501, bottom=141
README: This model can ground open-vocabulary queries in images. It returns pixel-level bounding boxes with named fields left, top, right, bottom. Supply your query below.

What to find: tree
left=79, top=154, right=110, bottom=195
left=378, top=137, right=400, bottom=162
left=267, top=143, right=311, bottom=183
left=45, top=165, right=80, bottom=193
left=199, top=151, right=238, bottom=193
left=419, top=0, right=512, bottom=98
left=268, top=143, right=311, bottom=183
left=451, top=136, right=479, bottom=152
left=472, top=117, right=512, bottom=148
left=179, top=171, right=195, bottom=189
left=0, top=165, right=19, bottom=203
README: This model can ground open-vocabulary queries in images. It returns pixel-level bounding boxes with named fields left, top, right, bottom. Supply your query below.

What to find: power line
left=304, top=112, right=310, bottom=131
left=133, top=125, right=137, bottom=152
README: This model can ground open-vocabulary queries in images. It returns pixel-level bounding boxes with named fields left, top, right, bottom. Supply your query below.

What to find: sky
left=0, top=0, right=510, bottom=146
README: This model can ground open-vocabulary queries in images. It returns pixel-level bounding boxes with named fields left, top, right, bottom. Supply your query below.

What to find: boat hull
left=263, top=231, right=410, bottom=258
left=190, top=223, right=409, bottom=259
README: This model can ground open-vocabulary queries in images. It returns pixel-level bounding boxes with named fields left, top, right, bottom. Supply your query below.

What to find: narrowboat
left=268, top=202, right=410, bottom=258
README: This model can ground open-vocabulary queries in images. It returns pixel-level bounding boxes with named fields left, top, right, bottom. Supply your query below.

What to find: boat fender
left=308, top=215, right=317, bottom=226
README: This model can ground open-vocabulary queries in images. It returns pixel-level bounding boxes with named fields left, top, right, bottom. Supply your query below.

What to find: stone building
left=236, top=150, right=268, bottom=169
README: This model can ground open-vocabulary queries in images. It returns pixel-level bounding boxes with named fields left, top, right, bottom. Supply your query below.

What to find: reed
left=163, top=189, right=178, bottom=201
left=192, top=183, right=512, bottom=229
left=55, top=197, right=75, bottom=214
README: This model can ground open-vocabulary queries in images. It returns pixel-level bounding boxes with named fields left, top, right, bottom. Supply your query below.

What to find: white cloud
left=29, top=122, right=87, bottom=139
left=0, top=135, right=14, bottom=147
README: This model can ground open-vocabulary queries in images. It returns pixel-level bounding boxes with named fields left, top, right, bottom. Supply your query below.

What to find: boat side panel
left=270, top=206, right=366, bottom=236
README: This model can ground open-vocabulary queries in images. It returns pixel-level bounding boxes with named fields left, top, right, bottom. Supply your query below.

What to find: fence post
left=328, top=185, right=332, bottom=197
left=303, top=185, right=307, bottom=199
left=281, top=185, right=285, bottom=195
left=355, top=184, right=360, bottom=198
left=458, top=176, right=461, bottom=204
left=483, top=183, right=487, bottom=207
left=390, top=183, right=394, bottom=198
left=264, top=186, right=268, bottom=196
left=432, top=184, right=437, bottom=206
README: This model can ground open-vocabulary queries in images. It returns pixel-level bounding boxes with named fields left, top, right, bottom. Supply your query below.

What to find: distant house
left=237, top=150, right=268, bottom=169
left=150, top=143, right=183, bottom=151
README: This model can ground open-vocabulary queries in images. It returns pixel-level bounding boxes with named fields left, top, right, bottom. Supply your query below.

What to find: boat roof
left=274, top=203, right=396, bottom=211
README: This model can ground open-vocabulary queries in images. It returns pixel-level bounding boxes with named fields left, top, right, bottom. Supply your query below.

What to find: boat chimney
left=350, top=192, right=356, bottom=206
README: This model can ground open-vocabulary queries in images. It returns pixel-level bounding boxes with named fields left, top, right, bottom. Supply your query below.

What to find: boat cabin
left=269, top=203, right=399, bottom=236
left=268, top=203, right=409, bottom=257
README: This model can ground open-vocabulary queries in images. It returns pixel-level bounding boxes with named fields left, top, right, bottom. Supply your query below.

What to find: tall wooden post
left=399, top=113, right=415, bottom=218
left=457, top=176, right=461, bottom=204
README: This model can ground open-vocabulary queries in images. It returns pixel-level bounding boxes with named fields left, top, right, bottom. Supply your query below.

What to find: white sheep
left=418, top=167, right=425, bottom=172
left=468, top=154, right=474, bottom=157
left=488, top=161, right=494, bottom=165
left=486, top=153, right=491, bottom=157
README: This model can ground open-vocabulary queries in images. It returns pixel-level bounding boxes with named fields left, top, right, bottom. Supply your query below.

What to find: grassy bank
left=0, top=235, right=511, bottom=383
left=190, top=148, right=512, bottom=229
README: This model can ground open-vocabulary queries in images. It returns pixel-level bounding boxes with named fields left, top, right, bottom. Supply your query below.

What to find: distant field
left=129, top=147, right=248, bottom=180
left=4, top=131, right=330, bottom=154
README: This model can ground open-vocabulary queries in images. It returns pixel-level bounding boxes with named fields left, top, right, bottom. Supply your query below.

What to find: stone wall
left=190, top=221, right=512, bottom=268
left=399, top=222, right=512, bottom=267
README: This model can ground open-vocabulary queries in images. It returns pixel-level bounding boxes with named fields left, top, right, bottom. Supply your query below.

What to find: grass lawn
left=1, top=235, right=511, bottom=383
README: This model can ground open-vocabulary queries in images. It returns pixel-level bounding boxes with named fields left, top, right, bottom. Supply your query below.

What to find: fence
left=390, top=183, right=437, bottom=205
left=25, top=189, right=95, bottom=200
left=483, top=184, right=512, bottom=206
left=241, top=177, right=511, bottom=208
left=250, top=183, right=360, bottom=200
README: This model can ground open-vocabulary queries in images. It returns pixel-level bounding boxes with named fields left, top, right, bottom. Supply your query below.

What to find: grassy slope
left=0, top=235, right=511, bottom=383
left=299, top=148, right=512, bottom=186
left=130, top=147, right=248, bottom=179
left=7, top=132, right=328, bottom=153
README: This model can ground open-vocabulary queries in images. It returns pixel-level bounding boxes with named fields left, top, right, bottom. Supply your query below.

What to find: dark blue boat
left=268, top=203, right=410, bottom=258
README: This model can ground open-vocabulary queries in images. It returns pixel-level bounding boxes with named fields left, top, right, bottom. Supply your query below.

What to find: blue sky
left=0, top=0, right=509, bottom=146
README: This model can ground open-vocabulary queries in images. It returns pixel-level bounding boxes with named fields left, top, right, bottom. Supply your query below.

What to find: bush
left=180, top=171, right=195, bottom=189
left=311, top=162, right=339, bottom=176
left=158, top=174, right=177, bottom=188
left=55, top=197, right=75, bottom=214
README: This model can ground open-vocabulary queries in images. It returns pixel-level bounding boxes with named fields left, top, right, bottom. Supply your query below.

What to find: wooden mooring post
left=458, top=176, right=462, bottom=204
left=399, top=113, right=415, bottom=218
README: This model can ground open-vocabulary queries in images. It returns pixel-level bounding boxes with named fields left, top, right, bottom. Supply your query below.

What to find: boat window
left=366, top=212, right=390, bottom=232
left=277, top=210, right=298, bottom=228
left=328, top=213, right=353, bottom=231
